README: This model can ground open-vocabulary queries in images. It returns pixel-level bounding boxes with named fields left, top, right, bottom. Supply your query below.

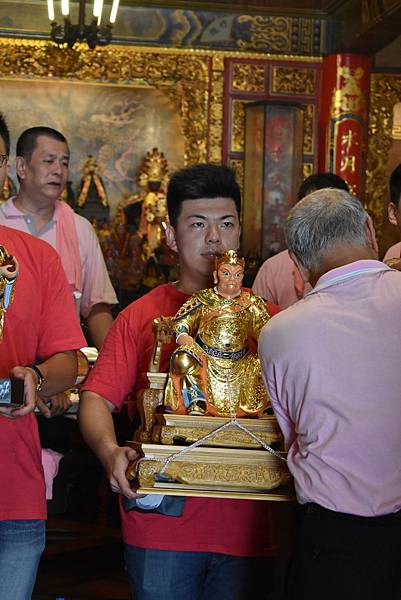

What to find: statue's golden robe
left=164, top=288, right=271, bottom=417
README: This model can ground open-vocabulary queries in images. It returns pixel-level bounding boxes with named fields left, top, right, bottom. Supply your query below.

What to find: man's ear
left=165, top=224, right=178, bottom=253
left=213, top=270, right=218, bottom=285
left=388, top=202, right=399, bottom=227
left=15, top=156, right=26, bottom=180
left=289, top=251, right=311, bottom=283
left=365, top=215, right=379, bottom=255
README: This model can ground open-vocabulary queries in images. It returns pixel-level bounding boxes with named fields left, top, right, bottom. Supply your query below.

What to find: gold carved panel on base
left=130, top=443, right=293, bottom=501
left=155, top=414, right=283, bottom=449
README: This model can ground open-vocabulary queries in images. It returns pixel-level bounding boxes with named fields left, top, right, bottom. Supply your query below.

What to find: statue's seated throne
left=128, top=317, right=292, bottom=501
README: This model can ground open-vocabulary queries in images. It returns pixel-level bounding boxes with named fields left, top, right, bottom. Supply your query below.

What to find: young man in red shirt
left=80, top=164, right=280, bottom=600
left=0, top=114, right=86, bottom=598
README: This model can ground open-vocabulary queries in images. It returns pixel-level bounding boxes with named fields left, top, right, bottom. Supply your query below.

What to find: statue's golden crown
left=138, top=148, right=169, bottom=185
left=215, top=250, right=245, bottom=269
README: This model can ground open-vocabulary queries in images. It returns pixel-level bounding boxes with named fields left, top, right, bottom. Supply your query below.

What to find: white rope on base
left=135, top=371, right=286, bottom=480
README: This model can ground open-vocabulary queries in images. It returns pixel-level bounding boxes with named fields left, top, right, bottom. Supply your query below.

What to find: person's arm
left=252, top=261, right=277, bottom=303
left=86, top=303, right=114, bottom=350
left=2, top=350, right=78, bottom=419
left=79, top=390, right=138, bottom=499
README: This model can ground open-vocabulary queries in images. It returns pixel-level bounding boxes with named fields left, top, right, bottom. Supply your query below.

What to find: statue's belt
left=195, top=335, right=248, bottom=360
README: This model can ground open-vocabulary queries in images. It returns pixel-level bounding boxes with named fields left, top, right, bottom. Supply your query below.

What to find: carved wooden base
left=152, top=413, right=284, bottom=449
left=127, top=442, right=293, bottom=500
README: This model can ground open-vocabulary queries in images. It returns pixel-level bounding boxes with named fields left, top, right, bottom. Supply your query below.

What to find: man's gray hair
left=286, top=188, right=369, bottom=271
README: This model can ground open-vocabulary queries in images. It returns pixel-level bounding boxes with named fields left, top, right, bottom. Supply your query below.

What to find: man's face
left=16, top=134, right=69, bottom=204
left=388, top=201, right=401, bottom=235
left=214, top=263, right=244, bottom=298
left=0, top=135, right=8, bottom=191
left=167, top=197, right=240, bottom=283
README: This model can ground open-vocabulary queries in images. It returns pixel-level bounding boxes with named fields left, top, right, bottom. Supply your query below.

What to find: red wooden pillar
left=318, top=54, right=371, bottom=201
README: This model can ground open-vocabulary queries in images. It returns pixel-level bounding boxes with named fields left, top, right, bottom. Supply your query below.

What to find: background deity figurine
left=164, top=250, right=271, bottom=417
left=0, top=245, right=19, bottom=339
left=76, top=154, right=110, bottom=225
left=116, top=148, right=169, bottom=260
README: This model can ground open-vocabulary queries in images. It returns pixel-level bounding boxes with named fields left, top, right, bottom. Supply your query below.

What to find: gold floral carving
left=367, top=74, right=401, bottom=236
left=303, top=162, right=314, bottom=180
left=229, top=159, right=245, bottom=196
left=230, top=100, right=251, bottom=153
left=232, top=62, right=265, bottom=92
left=237, top=16, right=292, bottom=53
left=0, top=39, right=209, bottom=165
left=138, top=460, right=288, bottom=490
left=209, top=55, right=225, bottom=164
left=160, top=425, right=283, bottom=449
left=302, top=104, right=314, bottom=155
left=272, top=66, right=315, bottom=96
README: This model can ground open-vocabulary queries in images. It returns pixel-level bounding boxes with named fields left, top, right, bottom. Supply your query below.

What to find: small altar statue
left=0, top=245, right=19, bottom=339
left=164, top=250, right=271, bottom=418
left=76, top=155, right=110, bottom=225
left=117, top=148, right=169, bottom=262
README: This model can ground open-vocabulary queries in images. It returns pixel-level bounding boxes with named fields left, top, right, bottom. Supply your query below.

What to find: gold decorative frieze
left=230, top=100, right=251, bottom=153
left=367, top=74, right=401, bottom=237
left=302, top=104, right=314, bottom=155
left=272, top=66, right=315, bottom=96
left=0, top=39, right=209, bottom=165
left=237, top=16, right=292, bottom=52
left=232, top=62, right=266, bottom=92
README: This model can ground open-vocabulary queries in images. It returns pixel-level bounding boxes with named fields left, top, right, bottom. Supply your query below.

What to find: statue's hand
left=176, top=333, right=195, bottom=346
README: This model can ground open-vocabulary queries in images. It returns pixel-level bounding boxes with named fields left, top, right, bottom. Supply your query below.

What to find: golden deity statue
left=118, top=148, right=169, bottom=262
left=0, top=246, right=19, bottom=340
left=164, top=250, right=271, bottom=418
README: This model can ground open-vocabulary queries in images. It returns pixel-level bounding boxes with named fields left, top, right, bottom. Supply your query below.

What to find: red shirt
left=0, top=225, right=86, bottom=520
left=83, top=283, right=281, bottom=556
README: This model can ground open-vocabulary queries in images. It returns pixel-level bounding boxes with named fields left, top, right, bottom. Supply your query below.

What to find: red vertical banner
left=318, top=54, right=371, bottom=201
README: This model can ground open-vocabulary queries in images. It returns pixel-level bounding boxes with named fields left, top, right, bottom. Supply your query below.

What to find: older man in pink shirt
left=0, top=126, right=117, bottom=350
left=252, top=172, right=349, bottom=308
left=259, top=188, right=401, bottom=600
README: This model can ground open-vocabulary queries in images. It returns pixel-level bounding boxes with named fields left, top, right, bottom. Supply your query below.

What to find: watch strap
left=25, top=364, right=44, bottom=392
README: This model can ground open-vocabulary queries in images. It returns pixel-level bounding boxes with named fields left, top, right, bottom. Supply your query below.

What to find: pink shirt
left=259, top=260, right=401, bottom=516
left=383, top=241, right=401, bottom=261
left=0, top=198, right=117, bottom=317
left=252, top=250, right=312, bottom=308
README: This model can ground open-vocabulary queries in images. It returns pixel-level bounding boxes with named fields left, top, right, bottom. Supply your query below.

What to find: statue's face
left=215, top=263, right=244, bottom=297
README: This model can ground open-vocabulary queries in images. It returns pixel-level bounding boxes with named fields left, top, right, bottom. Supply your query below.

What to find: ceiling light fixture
left=47, top=0, right=120, bottom=49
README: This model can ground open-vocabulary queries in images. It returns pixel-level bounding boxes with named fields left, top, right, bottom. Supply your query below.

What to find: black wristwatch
left=25, top=364, right=44, bottom=392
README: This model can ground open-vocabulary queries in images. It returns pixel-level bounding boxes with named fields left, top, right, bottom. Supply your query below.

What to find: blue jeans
left=124, top=544, right=275, bottom=600
left=0, top=519, right=45, bottom=600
